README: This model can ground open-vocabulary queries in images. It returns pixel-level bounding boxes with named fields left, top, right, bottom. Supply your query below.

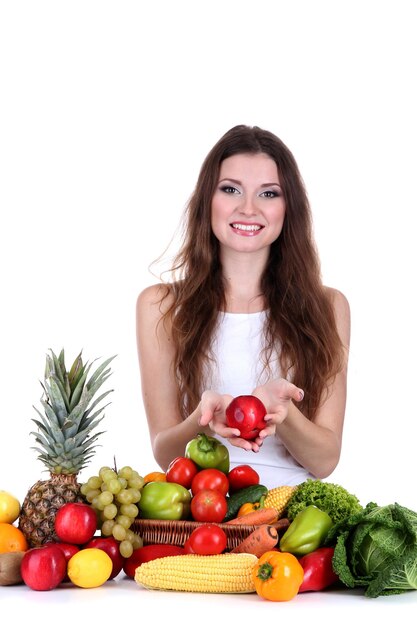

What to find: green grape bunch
left=81, top=464, right=145, bottom=558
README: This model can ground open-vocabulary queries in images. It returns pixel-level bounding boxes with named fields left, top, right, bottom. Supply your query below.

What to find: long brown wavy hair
left=156, top=125, right=344, bottom=420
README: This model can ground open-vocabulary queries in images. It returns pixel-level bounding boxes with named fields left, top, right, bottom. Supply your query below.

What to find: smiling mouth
left=231, top=223, right=263, bottom=232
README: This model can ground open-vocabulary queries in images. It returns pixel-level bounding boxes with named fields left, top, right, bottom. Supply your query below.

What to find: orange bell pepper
left=143, top=471, right=166, bottom=484
left=237, top=502, right=260, bottom=517
left=237, top=494, right=265, bottom=517
left=252, top=550, right=304, bottom=602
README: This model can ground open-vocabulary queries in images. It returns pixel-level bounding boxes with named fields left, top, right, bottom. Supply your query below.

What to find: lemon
left=0, top=491, right=21, bottom=524
left=68, top=548, right=113, bottom=588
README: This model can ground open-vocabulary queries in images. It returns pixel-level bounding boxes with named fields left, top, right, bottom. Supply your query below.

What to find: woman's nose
left=237, top=194, right=258, bottom=216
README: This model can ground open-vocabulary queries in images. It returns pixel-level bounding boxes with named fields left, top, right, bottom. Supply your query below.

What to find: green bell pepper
left=279, top=505, right=333, bottom=556
left=185, top=432, right=230, bottom=473
left=138, top=481, right=191, bottom=520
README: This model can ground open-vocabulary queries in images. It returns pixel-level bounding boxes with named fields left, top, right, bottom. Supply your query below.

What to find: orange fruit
left=0, top=522, right=28, bottom=553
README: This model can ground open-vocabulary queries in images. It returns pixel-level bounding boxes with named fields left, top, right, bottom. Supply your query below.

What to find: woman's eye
left=261, top=190, right=280, bottom=198
left=220, top=185, right=239, bottom=194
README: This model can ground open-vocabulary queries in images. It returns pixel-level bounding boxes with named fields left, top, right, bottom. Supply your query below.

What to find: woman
left=136, top=125, right=350, bottom=488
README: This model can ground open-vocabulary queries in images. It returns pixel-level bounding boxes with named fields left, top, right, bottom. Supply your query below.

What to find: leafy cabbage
left=326, top=501, right=417, bottom=597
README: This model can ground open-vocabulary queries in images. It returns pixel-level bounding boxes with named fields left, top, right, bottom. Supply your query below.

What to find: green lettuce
left=326, top=501, right=417, bottom=597
left=286, top=479, right=363, bottom=524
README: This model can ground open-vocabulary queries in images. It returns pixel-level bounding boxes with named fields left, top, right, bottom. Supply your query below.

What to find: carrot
left=231, top=524, right=278, bottom=556
left=225, top=507, right=278, bottom=526
left=270, top=517, right=291, bottom=533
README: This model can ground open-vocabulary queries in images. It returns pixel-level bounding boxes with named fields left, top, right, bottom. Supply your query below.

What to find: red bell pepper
left=123, top=544, right=185, bottom=579
left=298, top=546, right=339, bottom=592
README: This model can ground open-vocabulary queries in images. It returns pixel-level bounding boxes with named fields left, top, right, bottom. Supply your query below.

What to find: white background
left=1, top=0, right=416, bottom=514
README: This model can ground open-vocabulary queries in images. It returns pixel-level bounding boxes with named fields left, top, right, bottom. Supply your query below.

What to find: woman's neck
left=224, top=293, right=265, bottom=314
left=221, top=250, right=267, bottom=313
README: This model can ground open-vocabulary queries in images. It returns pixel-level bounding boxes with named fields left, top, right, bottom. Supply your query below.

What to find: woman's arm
left=136, top=284, right=208, bottom=470
left=256, top=288, right=351, bottom=478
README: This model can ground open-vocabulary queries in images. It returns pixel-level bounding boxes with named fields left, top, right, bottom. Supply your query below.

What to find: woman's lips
left=230, top=222, right=264, bottom=236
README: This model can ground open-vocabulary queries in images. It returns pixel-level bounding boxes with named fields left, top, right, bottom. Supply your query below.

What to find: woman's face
left=211, top=152, right=286, bottom=255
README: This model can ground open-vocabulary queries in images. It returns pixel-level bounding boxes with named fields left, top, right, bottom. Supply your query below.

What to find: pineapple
left=19, top=348, right=115, bottom=547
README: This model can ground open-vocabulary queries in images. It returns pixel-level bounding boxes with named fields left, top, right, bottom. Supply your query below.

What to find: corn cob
left=263, top=485, right=298, bottom=518
left=134, top=553, right=258, bottom=593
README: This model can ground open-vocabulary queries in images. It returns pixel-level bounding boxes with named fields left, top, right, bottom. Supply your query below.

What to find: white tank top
left=207, top=311, right=314, bottom=489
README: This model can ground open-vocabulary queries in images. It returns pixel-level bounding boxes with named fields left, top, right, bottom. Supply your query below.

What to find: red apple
left=21, top=544, right=67, bottom=591
left=54, top=542, right=81, bottom=561
left=225, top=395, right=267, bottom=440
left=54, top=542, right=80, bottom=581
left=83, top=537, right=124, bottom=579
left=55, top=502, right=97, bottom=545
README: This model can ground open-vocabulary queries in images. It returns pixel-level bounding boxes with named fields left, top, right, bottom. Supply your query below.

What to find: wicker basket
left=132, top=518, right=256, bottom=551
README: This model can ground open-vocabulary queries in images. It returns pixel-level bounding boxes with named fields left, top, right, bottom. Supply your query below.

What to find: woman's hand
left=198, top=390, right=262, bottom=452
left=252, top=378, right=304, bottom=443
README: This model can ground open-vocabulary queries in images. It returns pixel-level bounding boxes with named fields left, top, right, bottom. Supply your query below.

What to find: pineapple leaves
left=62, top=418, right=106, bottom=451
left=36, top=401, right=61, bottom=429
left=68, top=365, right=89, bottom=412
left=46, top=375, right=70, bottom=421
left=32, top=406, right=65, bottom=445
left=62, top=363, right=115, bottom=438
left=64, top=388, right=100, bottom=431
left=48, top=349, right=72, bottom=402
left=31, top=350, right=116, bottom=472
left=68, top=351, right=84, bottom=388
left=82, top=393, right=113, bottom=422
left=86, top=355, right=116, bottom=390
left=66, top=353, right=114, bottom=412
left=57, top=348, right=66, bottom=374
left=79, top=407, right=110, bottom=433
left=48, top=350, right=66, bottom=387
left=30, top=431, right=60, bottom=457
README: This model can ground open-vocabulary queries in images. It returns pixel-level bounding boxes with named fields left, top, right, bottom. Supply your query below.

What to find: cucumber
left=223, top=484, right=268, bottom=522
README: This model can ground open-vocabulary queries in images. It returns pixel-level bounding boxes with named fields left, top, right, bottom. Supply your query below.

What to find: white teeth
left=232, top=223, right=261, bottom=231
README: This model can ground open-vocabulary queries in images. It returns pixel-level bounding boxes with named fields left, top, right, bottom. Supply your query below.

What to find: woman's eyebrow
left=260, top=182, right=282, bottom=189
left=218, top=178, right=281, bottom=189
left=218, top=177, right=242, bottom=184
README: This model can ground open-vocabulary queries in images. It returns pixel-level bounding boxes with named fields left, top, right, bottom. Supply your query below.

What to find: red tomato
left=225, top=395, right=267, bottom=440
left=227, top=465, right=260, bottom=493
left=191, top=468, right=229, bottom=496
left=123, top=544, right=186, bottom=579
left=183, top=537, right=195, bottom=554
left=166, top=456, right=199, bottom=489
left=190, top=489, right=227, bottom=523
left=188, top=524, right=227, bottom=555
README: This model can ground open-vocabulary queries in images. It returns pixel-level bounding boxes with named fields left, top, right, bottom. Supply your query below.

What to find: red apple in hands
left=54, top=502, right=97, bottom=545
left=21, top=544, right=67, bottom=590
left=225, top=395, right=267, bottom=440
left=83, top=537, right=124, bottom=579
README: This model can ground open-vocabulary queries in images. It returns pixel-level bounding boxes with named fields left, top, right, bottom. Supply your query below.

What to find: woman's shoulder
left=324, top=286, right=350, bottom=314
left=137, top=282, right=169, bottom=304
left=136, top=282, right=174, bottom=319
left=324, top=286, right=351, bottom=343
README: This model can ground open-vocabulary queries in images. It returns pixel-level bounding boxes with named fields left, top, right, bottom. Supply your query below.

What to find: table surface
left=1, top=571, right=416, bottom=622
